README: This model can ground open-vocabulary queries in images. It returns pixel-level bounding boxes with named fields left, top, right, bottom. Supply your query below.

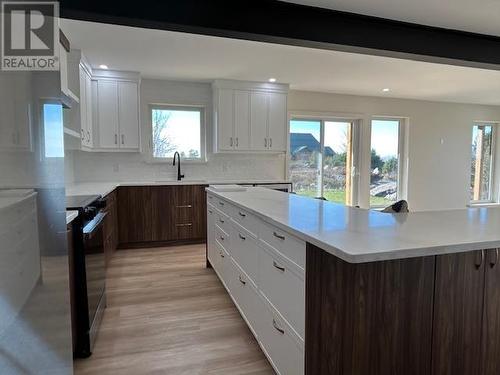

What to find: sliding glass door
left=290, top=118, right=355, bottom=205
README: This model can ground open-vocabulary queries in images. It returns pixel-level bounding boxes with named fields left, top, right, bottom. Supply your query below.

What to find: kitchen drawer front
left=259, top=222, right=305, bottom=270
left=231, top=223, right=259, bottom=284
left=207, top=204, right=216, bottom=265
left=259, top=298, right=304, bottom=375
left=226, top=258, right=262, bottom=338
left=214, top=208, right=231, bottom=235
left=213, top=238, right=230, bottom=290
left=215, top=224, right=230, bottom=254
left=230, top=206, right=259, bottom=238
left=215, top=197, right=232, bottom=216
left=259, top=244, right=305, bottom=339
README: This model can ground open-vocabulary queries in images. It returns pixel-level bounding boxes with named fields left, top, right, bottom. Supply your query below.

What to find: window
left=289, top=118, right=355, bottom=205
left=151, top=106, right=204, bottom=160
left=42, top=103, right=64, bottom=158
left=470, top=123, right=496, bottom=203
left=369, top=119, right=405, bottom=207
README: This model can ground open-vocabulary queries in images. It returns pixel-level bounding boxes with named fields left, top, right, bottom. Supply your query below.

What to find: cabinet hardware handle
left=475, top=250, right=485, bottom=269
left=219, top=201, right=224, bottom=206
left=239, top=233, right=246, bottom=240
left=236, top=137, right=239, bottom=147
left=273, top=261, right=285, bottom=272
left=270, top=138, right=272, bottom=147
left=219, top=236, right=225, bottom=241
left=121, top=134, right=125, bottom=145
left=272, top=319, right=285, bottom=334
left=87, top=130, right=90, bottom=142
left=176, top=205, right=192, bottom=208
left=115, top=134, right=118, bottom=144
left=230, top=137, right=233, bottom=147
left=208, top=210, right=213, bottom=214
left=491, top=248, right=499, bottom=268
left=219, top=218, right=225, bottom=223
left=239, top=275, right=246, bottom=285
left=264, top=138, right=267, bottom=148
left=238, top=211, right=246, bottom=217
left=175, top=223, right=192, bottom=227
left=273, top=231, right=285, bottom=240
left=220, top=251, right=225, bottom=258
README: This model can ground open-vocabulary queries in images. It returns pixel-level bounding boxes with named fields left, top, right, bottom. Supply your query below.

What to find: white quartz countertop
left=66, top=180, right=291, bottom=198
left=66, top=210, right=78, bottom=225
left=206, top=187, right=500, bottom=263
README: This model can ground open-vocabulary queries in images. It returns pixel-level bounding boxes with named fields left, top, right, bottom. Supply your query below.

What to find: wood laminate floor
left=74, top=244, right=274, bottom=375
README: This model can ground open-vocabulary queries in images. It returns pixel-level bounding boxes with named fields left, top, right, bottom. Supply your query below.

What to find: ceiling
left=60, top=19, right=500, bottom=106
left=282, top=0, right=500, bottom=37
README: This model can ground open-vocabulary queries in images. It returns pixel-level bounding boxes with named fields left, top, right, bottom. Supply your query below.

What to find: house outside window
left=470, top=123, right=496, bottom=203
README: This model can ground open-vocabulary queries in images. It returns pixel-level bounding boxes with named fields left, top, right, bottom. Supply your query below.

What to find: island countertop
left=206, top=186, right=500, bottom=263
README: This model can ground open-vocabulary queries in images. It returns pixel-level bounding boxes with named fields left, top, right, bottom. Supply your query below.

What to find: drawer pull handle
left=220, top=236, right=225, bottom=241
left=219, top=201, right=224, bottom=206
left=272, top=319, right=285, bottom=335
left=273, top=261, right=285, bottom=272
left=220, top=251, right=225, bottom=258
left=176, top=223, right=193, bottom=227
left=239, top=275, right=246, bottom=285
left=475, top=250, right=485, bottom=269
left=219, top=219, right=225, bottom=223
left=273, top=231, right=285, bottom=240
left=491, top=248, right=499, bottom=268
left=238, top=211, right=246, bottom=217
left=239, top=233, right=246, bottom=241
left=208, top=210, right=213, bottom=214
left=176, top=205, right=192, bottom=208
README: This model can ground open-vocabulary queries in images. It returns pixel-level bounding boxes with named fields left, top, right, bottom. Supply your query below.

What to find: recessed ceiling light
left=382, top=88, right=390, bottom=92
left=99, top=64, right=108, bottom=69
left=268, top=78, right=277, bottom=83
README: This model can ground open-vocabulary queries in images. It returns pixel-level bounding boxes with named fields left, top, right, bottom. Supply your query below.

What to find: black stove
left=66, top=195, right=105, bottom=225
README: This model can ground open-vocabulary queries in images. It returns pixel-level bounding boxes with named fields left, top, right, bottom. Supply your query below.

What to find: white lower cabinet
left=206, top=194, right=305, bottom=375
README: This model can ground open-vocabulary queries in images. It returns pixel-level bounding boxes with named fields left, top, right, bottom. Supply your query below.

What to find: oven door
left=83, top=212, right=107, bottom=329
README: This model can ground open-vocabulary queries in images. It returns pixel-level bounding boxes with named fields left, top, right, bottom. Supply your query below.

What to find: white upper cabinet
left=93, top=70, right=140, bottom=151
left=213, top=80, right=289, bottom=153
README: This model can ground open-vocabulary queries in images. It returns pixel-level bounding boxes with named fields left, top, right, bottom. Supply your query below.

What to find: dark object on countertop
left=382, top=200, right=409, bottom=213
left=173, top=151, right=185, bottom=181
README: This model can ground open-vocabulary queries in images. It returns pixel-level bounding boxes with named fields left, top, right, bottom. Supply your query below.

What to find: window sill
left=147, top=158, right=208, bottom=165
left=468, top=202, right=500, bottom=208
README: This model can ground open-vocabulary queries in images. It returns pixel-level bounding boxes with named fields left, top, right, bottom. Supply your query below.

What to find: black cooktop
left=66, top=195, right=101, bottom=210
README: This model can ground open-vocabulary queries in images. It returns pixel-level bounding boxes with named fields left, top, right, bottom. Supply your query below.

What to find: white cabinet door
left=267, top=92, right=287, bottom=152
left=0, top=75, right=16, bottom=148
left=84, top=73, right=93, bottom=148
left=234, top=90, right=250, bottom=151
left=14, top=74, right=31, bottom=150
left=118, top=81, right=139, bottom=149
left=79, top=67, right=87, bottom=146
left=250, top=92, right=268, bottom=151
left=97, top=80, right=119, bottom=149
left=217, top=89, right=234, bottom=151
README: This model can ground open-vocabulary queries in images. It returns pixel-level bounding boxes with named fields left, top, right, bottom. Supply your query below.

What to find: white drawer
left=231, top=206, right=259, bottom=238
left=259, top=222, right=305, bottom=270
left=226, top=258, right=262, bottom=338
left=258, top=298, right=304, bottom=375
left=213, top=239, right=230, bottom=289
left=259, top=245, right=305, bottom=339
left=215, top=224, right=230, bottom=255
left=206, top=204, right=216, bottom=265
left=230, top=223, right=259, bottom=284
left=215, top=208, right=231, bottom=235
left=215, top=197, right=232, bottom=216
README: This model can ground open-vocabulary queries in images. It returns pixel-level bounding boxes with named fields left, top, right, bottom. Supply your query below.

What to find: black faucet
left=173, top=151, right=184, bottom=181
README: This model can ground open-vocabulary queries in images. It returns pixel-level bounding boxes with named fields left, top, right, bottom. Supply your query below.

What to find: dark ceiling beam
left=59, top=0, right=500, bottom=69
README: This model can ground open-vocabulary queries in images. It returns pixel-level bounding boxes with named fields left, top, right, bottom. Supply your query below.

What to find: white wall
left=71, top=79, right=286, bottom=183
left=288, top=90, right=500, bottom=211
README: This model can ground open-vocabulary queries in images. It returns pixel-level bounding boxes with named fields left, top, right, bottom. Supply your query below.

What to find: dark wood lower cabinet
left=432, top=251, right=485, bottom=375
left=118, top=185, right=207, bottom=247
left=306, top=244, right=435, bottom=375
left=306, top=245, right=500, bottom=375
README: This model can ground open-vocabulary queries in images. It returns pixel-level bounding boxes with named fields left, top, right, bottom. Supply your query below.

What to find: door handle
left=264, top=138, right=267, bottom=148
left=273, top=261, right=285, bottom=272
left=230, top=137, right=233, bottom=147
left=235, top=137, right=239, bottom=147
left=475, top=250, right=485, bottom=269
left=272, top=319, right=285, bottom=335
left=121, top=134, right=125, bottom=145
left=490, top=248, right=499, bottom=268
left=115, top=134, right=118, bottom=145
left=269, top=138, right=272, bottom=148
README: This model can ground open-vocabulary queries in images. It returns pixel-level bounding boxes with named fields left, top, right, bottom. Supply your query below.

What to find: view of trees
left=152, top=110, right=176, bottom=158
left=470, top=125, right=493, bottom=200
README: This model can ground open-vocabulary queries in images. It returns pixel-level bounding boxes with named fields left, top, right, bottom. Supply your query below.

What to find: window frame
left=148, top=103, right=207, bottom=163
left=288, top=114, right=361, bottom=206
left=40, top=99, right=64, bottom=160
left=369, top=117, right=408, bottom=208
left=469, top=122, right=498, bottom=205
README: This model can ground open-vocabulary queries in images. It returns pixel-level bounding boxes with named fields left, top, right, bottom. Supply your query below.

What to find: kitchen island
left=206, top=186, right=500, bottom=375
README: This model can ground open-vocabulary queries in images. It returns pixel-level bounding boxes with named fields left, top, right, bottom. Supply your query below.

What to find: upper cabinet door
left=84, top=72, right=93, bottom=148
left=267, top=92, right=287, bottom=152
left=250, top=91, right=268, bottom=151
left=79, top=67, right=87, bottom=146
left=118, top=81, right=140, bottom=149
left=234, top=90, right=250, bottom=150
left=97, top=80, right=119, bottom=149
left=217, top=89, right=234, bottom=151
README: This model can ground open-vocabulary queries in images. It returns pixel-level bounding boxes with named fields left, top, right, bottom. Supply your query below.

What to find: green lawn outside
left=295, top=189, right=393, bottom=207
